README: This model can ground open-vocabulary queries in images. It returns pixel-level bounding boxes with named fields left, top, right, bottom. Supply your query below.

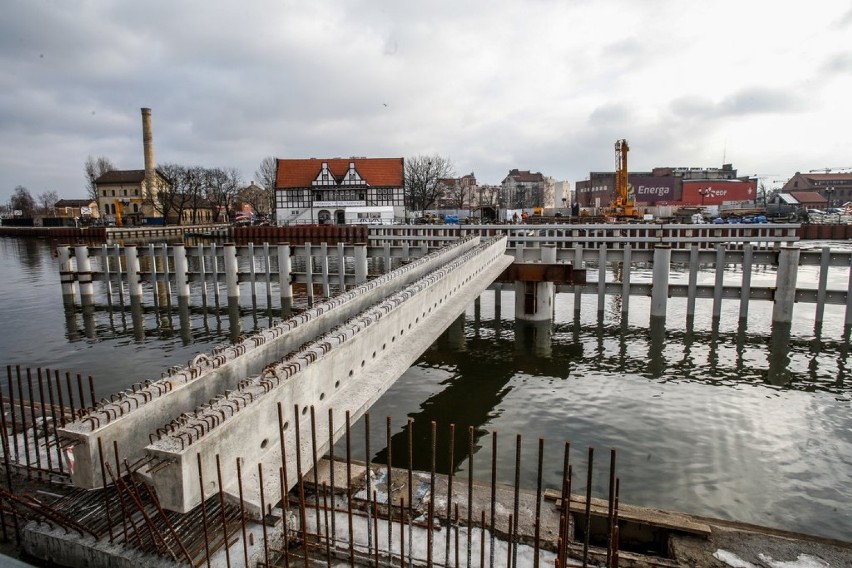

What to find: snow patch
left=759, top=553, right=831, bottom=568
left=714, top=550, right=758, bottom=568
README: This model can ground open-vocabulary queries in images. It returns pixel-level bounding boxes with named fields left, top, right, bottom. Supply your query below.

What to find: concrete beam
left=58, top=238, right=485, bottom=489
left=142, top=238, right=512, bottom=514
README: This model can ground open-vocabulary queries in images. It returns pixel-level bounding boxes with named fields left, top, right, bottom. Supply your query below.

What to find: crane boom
left=605, top=138, right=640, bottom=219
left=615, top=139, right=630, bottom=208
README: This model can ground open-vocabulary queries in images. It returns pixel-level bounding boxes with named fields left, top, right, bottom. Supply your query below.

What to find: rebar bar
left=582, top=447, right=594, bottom=568
left=197, top=453, right=212, bottom=568
left=216, top=455, right=232, bottom=567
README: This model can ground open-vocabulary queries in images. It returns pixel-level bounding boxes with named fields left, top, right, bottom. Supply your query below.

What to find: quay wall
left=7, top=221, right=852, bottom=244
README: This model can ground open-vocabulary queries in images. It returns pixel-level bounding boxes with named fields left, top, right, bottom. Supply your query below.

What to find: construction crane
left=604, top=139, right=641, bottom=219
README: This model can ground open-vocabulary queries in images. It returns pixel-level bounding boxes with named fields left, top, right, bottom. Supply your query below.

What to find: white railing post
left=772, top=246, right=800, bottom=324
left=650, top=245, right=671, bottom=319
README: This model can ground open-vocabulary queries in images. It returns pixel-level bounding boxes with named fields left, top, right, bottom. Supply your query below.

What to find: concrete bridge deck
left=57, top=235, right=512, bottom=515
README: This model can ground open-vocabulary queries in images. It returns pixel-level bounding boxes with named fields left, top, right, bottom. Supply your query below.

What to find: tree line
left=6, top=152, right=474, bottom=221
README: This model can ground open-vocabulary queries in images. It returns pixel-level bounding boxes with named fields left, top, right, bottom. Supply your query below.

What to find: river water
left=1, top=237, right=850, bottom=542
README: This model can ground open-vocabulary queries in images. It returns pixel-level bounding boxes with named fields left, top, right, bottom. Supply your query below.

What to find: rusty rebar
left=236, top=458, right=250, bottom=568
left=27, top=368, right=44, bottom=474
left=427, top=420, right=436, bottom=568
left=54, top=370, right=67, bottom=428
left=258, top=463, right=270, bottom=568
left=386, top=415, right=392, bottom=562
left=88, top=375, right=97, bottom=412
left=279, top=466, right=290, bottom=568
left=534, top=437, right=543, bottom=568
left=372, top=489, right=379, bottom=568
left=507, top=513, right=514, bottom=568
left=328, top=408, right=336, bottom=543
left=322, top=482, right=331, bottom=568
left=45, top=368, right=63, bottom=474
left=445, top=423, right=455, bottom=565
left=37, top=369, right=53, bottom=472
left=346, top=410, right=354, bottom=566
left=400, top=496, right=406, bottom=568
left=582, top=447, right=594, bottom=568
left=0, top=408, right=20, bottom=542
left=17, top=366, right=31, bottom=476
left=7, top=366, right=20, bottom=463
left=96, top=438, right=115, bottom=543
left=76, top=373, right=86, bottom=416
left=489, top=430, right=497, bottom=568
left=197, top=453, right=211, bottom=568
left=64, top=371, right=76, bottom=420
left=558, top=442, right=571, bottom=567
left=467, top=425, right=473, bottom=568
left=216, top=455, right=232, bottom=567
left=122, top=459, right=175, bottom=559
left=454, top=503, right=459, bottom=568
left=293, top=405, right=309, bottom=568
left=512, top=434, right=521, bottom=568
left=310, top=405, right=321, bottom=540
left=607, top=448, right=616, bottom=568
left=365, top=411, right=372, bottom=559
left=139, top=476, right=194, bottom=565
left=613, top=478, right=620, bottom=568
left=480, top=510, right=485, bottom=568
left=106, top=457, right=142, bottom=548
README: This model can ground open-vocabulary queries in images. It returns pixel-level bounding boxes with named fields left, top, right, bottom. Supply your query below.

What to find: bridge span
left=57, top=235, right=512, bottom=514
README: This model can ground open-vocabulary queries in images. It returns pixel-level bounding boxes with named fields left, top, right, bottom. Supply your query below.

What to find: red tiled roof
left=802, top=172, right=852, bottom=182
left=275, top=158, right=404, bottom=188
left=789, top=191, right=827, bottom=204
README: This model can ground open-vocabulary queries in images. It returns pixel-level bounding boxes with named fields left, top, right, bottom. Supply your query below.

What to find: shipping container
left=682, top=180, right=757, bottom=205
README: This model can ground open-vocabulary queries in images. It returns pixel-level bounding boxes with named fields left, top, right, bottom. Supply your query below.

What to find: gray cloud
left=0, top=0, right=849, bottom=201
left=670, top=87, right=804, bottom=121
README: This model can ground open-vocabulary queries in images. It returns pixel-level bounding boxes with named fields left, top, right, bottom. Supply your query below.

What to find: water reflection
left=60, top=295, right=288, bottom=347
left=367, top=295, right=852, bottom=475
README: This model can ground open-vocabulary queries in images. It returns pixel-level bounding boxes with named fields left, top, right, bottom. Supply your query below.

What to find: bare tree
left=404, top=154, right=454, bottom=214
left=11, top=186, right=36, bottom=217
left=255, top=156, right=277, bottom=219
left=149, top=163, right=187, bottom=224
left=205, top=167, right=241, bottom=223
left=84, top=156, right=116, bottom=202
left=37, top=190, right=60, bottom=215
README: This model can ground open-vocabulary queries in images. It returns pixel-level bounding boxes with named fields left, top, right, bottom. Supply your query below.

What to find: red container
left=682, top=180, right=757, bottom=205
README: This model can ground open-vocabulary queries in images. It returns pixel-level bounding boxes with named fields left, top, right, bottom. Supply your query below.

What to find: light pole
left=826, top=186, right=835, bottom=209
left=698, top=188, right=710, bottom=206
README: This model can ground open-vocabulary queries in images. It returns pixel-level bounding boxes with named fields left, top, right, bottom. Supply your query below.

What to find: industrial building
left=575, top=164, right=757, bottom=210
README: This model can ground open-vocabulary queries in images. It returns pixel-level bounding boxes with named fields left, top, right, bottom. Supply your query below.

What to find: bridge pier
left=514, top=244, right=556, bottom=322
left=772, top=246, right=800, bottom=324
left=650, top=245, right=671, bottom=319
left=57, top=245, right=76, bottom=305
left=278, top=242, right=293, bottom=313
left=74, top=245, right=94, bottom=307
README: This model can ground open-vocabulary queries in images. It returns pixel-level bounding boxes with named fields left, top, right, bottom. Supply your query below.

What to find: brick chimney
left=141, top=108, right=154, bottom=193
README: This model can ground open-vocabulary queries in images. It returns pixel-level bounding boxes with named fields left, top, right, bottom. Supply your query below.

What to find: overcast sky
left=2, top=0, right=851, bottom=203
